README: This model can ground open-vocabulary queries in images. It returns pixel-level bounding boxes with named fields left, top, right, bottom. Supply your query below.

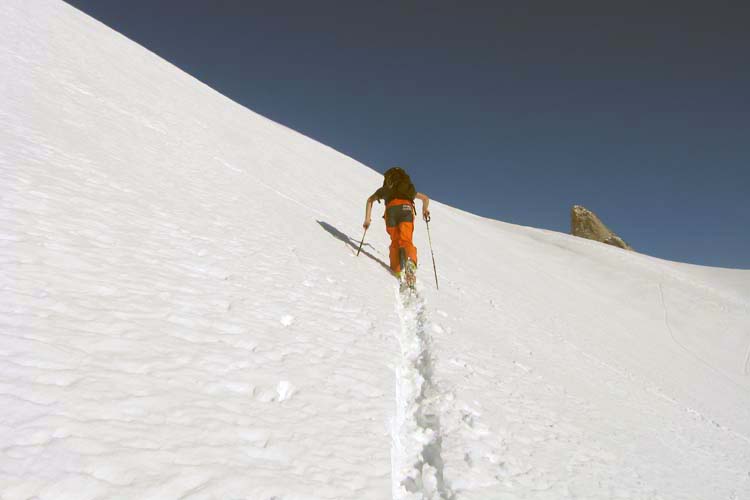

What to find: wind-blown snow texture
left=2, top=1, right=750, bottom=499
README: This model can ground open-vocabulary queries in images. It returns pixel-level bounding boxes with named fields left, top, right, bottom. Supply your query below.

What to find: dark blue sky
left=66, top=1, right=749, bottom=268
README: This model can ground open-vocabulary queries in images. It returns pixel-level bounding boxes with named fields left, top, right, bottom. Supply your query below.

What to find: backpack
left=383, top=167, right=416, bottom=201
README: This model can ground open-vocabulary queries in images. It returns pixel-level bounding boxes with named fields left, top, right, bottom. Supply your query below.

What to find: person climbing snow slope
left=363, top=167, right=430, bottom=288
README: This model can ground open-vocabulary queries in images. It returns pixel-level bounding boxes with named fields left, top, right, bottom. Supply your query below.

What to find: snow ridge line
left=391, top=287, right=454, bottom=500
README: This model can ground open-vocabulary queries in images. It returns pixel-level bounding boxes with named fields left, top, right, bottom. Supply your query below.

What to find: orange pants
left=384, top=199, right=417, bottom=273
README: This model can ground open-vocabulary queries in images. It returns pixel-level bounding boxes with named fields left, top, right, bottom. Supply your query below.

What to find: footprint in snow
left=280, top=315, right=295, bottom=327
left=277, top=381, right=296, bottom=402
left=252, top=381, right=296, bottom=403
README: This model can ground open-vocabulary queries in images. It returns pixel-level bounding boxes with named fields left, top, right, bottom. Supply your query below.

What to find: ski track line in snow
left=658, top=283, right=750, bottom=444
left=391, top=286, right=455, bottom=500
left=251, top=173, right=330, bottom=219
left=657, top=282, right=742, bottom=389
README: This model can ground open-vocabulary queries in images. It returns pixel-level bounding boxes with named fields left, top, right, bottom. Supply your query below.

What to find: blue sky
left=65, top=1, right=749, bottom=268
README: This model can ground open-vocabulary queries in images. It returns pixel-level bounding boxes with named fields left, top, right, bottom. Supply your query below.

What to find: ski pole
left=425, top=216, right=439, bottom=290
left=356, top=227, right=368, bottom=256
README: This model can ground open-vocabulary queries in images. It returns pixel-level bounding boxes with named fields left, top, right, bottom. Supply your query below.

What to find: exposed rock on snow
left=570, top=204, right=633, bottom=250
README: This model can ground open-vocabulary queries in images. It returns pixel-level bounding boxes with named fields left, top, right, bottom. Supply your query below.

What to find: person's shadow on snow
left=316, top=220, right=392, bottom=274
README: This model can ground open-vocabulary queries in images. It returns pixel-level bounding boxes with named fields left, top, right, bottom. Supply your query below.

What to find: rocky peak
left=570, top=205, right=633, bottom=251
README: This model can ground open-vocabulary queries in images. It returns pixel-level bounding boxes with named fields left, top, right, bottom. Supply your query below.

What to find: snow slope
left=2, top=1, right=749, bottom=499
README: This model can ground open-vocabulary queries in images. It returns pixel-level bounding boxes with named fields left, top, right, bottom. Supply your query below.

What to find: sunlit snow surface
left=2, top=1, right=750, bottom=499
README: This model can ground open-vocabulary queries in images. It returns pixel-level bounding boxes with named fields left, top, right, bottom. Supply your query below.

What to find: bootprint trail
left=391, top=285, right=455, bottom=499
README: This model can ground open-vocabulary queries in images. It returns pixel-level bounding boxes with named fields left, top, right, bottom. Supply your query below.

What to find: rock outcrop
left=570, top=205, right=633, bottom=250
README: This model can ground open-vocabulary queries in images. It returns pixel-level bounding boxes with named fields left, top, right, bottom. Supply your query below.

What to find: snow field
left=1, top=171, right=397, bottom=498
left=3, top=1, right=400, bottom=497
left=423, top=220, right=750, bottom=499
left=2, top=0, right=750, bottom=499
